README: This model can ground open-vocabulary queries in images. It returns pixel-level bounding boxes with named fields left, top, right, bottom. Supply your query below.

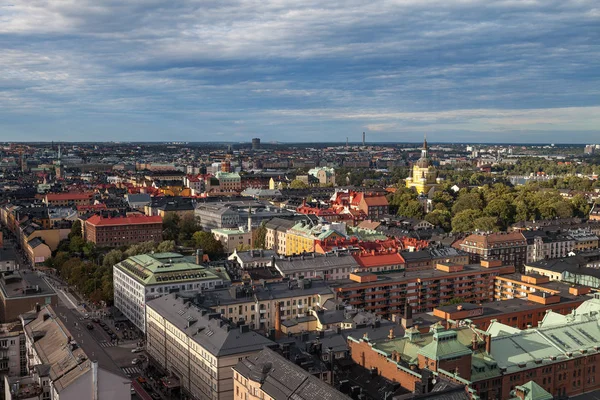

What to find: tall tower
left=421, top=134, right=428, bottom=159
left=362, top=132, right=365, bottom=146
left=55, top=144, right=64, bottom=179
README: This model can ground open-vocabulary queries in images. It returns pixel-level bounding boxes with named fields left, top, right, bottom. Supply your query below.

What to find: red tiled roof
left=363, top=196, right=389, bottom=206
left=76, top=204, right=107, bottom=211
left=46, top=192, right=93, bottom=201
left=86, top=215, right=162, bottom=226
left=353, top=252, right=405, bottom=268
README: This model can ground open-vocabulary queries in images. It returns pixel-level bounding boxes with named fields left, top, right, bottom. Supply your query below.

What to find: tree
left=424, top=210, right=452, bottom=231
left=473, top=216, right=500, bottom=232
left=162, top=213, right=181, bottom=241
left=290, top=179, right=308, bottom=189
left=451, top=209, right=482, bottom=232
left=103, top=249, right=123, bottom=267
left=69, top=236, right=85, bottom=253
left=192, top=231, right=225, bottom=259
left=124, top=241, right=156, bottom=257
left=484, top=198, right=515, bottom=227
left=252, top=223, right=267, bottom=249
left=571, top=194, right=590, bottom=218
left=82, top=242, right=97, bottom=258
left=397, top=200, right=424, bottom=219
left=69, top=220, right=82, bottom=239
left=178, top=214, right=201, bottom=243
left=452, top=192, right=484, bottom=215
left=156, top=240, right=176, bottom=253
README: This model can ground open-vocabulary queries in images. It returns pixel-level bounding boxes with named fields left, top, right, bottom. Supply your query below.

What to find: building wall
left=285, top=232, right=315, bottom=256
left=212, top=231, right=251, bottom=253
left=86, top=222, right=163, bottom=247
left=0, top=295, right=58, bottom=323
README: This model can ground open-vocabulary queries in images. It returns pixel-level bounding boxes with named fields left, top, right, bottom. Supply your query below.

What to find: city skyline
left=1, top=1, right=599, bottom=142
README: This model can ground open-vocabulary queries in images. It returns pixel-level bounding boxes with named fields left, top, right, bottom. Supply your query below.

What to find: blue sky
left=1, top=0, right=599, bottom=143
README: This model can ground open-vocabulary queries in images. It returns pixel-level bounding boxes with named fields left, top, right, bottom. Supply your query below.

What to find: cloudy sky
left=1, top=0, right=599, bottom=143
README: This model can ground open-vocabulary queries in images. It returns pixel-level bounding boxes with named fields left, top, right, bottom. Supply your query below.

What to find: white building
left=113, top=252, right=229, bottom=332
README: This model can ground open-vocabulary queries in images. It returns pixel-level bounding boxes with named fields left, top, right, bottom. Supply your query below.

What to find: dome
left=416, top=158, right=429, bottom=168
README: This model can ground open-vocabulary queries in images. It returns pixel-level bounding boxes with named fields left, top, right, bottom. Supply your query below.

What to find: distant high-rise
left=252, top=138, right=261, bottom=150
left=362, top=132, right=365, bottom=146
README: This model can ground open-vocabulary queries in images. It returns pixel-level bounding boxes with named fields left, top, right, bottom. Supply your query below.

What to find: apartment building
left=232, top=348, right=349, bottom=400
left=524, top=252, right=600, bottom=288
left=285, top=221, right=346, bottom=256
left=43, top=192, right=93, bottom=206
left=146, top=294, right=274, bottom=400
left=0, top=248, right=18, bottom=273
left=457, top=231, right=527, bottom=267
left=522, top=230, right=575, bottom=264
left=333, top=260, right=514, bottom=318
left=211, top=228, right=252, bottom=253
left=348, top=295, right=600, bottom=399
left=0, top=322, right=26, bottom=396
left=113, top=252, right=229, bottom=332
left=0, top=272, right=57, bottom=323
left=264, top=218, right=296, bottom=254
left=569, top=228, right=599, bottom=251
left=84, top=214, right=163, bottom=247
left=195, top=279, right=336, bottom=332
left=10, top=305, right=129, bottom=400
left=273, top=252, right=360, bottom=281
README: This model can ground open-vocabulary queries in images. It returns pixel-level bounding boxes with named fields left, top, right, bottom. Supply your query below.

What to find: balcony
left=259, top=309, right=267, bottom=314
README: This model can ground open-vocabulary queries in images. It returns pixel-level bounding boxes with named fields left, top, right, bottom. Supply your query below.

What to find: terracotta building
left=457, top=232, right=527, bottom=268
left=348, top=294, right=600, bottom=399
left=84, top=214, right=163, bottom=247
left=333, top=259, right=514, bottom=318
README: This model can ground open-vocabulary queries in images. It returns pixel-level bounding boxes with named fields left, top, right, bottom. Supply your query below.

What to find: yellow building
left=284, top=222, right=344, bottom=256
left=405, top=136, right=442, bottom=194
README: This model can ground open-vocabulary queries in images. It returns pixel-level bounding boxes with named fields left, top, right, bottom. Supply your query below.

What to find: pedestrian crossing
left=122, top=366, right=141, bottom=376
left=99, top=341, right=117, bottom=348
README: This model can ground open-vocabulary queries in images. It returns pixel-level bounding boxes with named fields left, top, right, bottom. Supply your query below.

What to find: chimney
left=35, top=303, right=41, bottom=313
left=472, top=333, right=478, bottom=351
left=388, top=329, right=395, bottom=340
left=401, top=303, right=413, bottom=329
left=484, top=333, right=492, bottom=354
left=196, top=249, right=203, bottom=265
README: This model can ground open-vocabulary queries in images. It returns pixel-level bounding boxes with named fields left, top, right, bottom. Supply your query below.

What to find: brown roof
left=462, top=232, right=526, bottom=248
left=363, top=195, right=389, bottom=207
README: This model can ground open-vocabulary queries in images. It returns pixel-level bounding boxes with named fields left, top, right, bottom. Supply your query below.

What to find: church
left=405, top=136, right=443, bottom=194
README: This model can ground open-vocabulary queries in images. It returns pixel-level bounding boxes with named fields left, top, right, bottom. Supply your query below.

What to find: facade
left=458, top=232, right=527, bottom=268
left=212, top=228, right=252, bottom=253
left=113, top=252, right=229, bottom=332
left=0, top=272, right=57, bottom=323
left=308, top=167, right=336, bottom=186
left=284, top=221, right=345, bottom=256
left=215, top=171, right=242, bottom=192
left=264, top=218, right=296, bottom=254
left=405, top=137, right=441, bottom=194
left=349, top=294, right=600, bottom=400
left=195, top=279, right=336, bottom=332
left=0, top=322, right=27, bottom=395
left=12, top=305, right=129, bottom=400
left=273, top=253, right=360, bottom=281
left=522, top=230, right=575, bottom=264
left=228, top=249, right=277, bottom=269
left=355, top=192, right=389, bottom=220
left=145, top=294, right=274, bottom=400
left=43, top=192, right=93, bottom=206
left=524, top=254, right=600, bottom=288
left=569, top=228, right=599, bottom=251
left=333, top=260, right=514, bottom=318
left=84, top=214, right=163, bottom=247
left=232, top=347, right=349, bottom=400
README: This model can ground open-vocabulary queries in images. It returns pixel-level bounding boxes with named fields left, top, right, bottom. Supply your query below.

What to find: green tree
left=252, top=223, right=267, bottom=249
left=102, top=249, right=123, bottom=267
left=290, top=179, right=308, bottom=189
left=397, top=200, right=424, bottom=219
left=69, top=220, right=82, bottom=238
left=424, top=210, right=452, bottom=231
left=571, top=194, right=591, bottom=218
left=178, top=214, right=201, bottom=243
left=451, top=209, right=482, bottom=232
left=162, top=213, right=181, bottom=241
left=452, top=192, right=484, bottom=215
left=82, top=242, right=96, bottom=258
left=473, top=216, right=500, bottom=232
left=192, top=231, right=225, bottom=259
left=156, top=240, right=176, bottom=253
left=69, top=236, right=85, bottom=253
left=484, top=198, right=515, bottom=227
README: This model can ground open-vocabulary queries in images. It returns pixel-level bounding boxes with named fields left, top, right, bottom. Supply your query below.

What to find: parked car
left=99, top=321, right=106, bottom=327
left=86, top=323, right=94, bottom=330
left=103, top=325, right=110, bottom=331
left=131, top=348, right=143, bottom=353
left=132, top=358, right=140, bottom=365
left=92, top=318, right=99, bottom=323
left=151, top=393, right=161, bottom=400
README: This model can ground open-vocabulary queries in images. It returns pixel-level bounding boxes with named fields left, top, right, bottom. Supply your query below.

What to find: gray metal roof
left=146, top=294, right=274, bottom=357
left=233, top=347, right=350, bottom=400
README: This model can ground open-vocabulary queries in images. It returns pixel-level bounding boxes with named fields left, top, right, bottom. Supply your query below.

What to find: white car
left=131, top=348, right=143, bottom=353
left=131, top=358, right=140, bottom=365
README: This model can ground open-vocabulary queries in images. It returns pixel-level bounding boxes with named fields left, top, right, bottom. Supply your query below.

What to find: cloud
left=0, top=0, right=598, bottom=142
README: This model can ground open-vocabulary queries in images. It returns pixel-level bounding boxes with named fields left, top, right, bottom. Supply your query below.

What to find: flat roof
left=0, top=271, right=56, bottom=300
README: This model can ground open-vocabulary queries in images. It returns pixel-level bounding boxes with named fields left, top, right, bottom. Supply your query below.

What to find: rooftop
left=147, top=294, right=274, bottom=357
left=0, top=270, right=56, bottom=300
left=86, top=214, right=162, bottom=226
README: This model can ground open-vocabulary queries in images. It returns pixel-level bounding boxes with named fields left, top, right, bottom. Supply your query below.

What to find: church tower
left=405, top=135, right=442, bottom=194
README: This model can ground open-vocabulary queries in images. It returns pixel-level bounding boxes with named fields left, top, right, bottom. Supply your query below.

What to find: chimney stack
left=484, top=333, right=492, bottom=354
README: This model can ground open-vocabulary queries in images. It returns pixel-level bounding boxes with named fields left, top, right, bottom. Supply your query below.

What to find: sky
left=0, top=0, right=599, bottom=143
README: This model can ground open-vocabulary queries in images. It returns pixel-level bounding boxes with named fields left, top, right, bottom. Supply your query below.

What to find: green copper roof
left=114, top=253, right=223, bottom=285
left=514, top=381, right=553, bottom=400
left=417, top=330, right=472, bottom=361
